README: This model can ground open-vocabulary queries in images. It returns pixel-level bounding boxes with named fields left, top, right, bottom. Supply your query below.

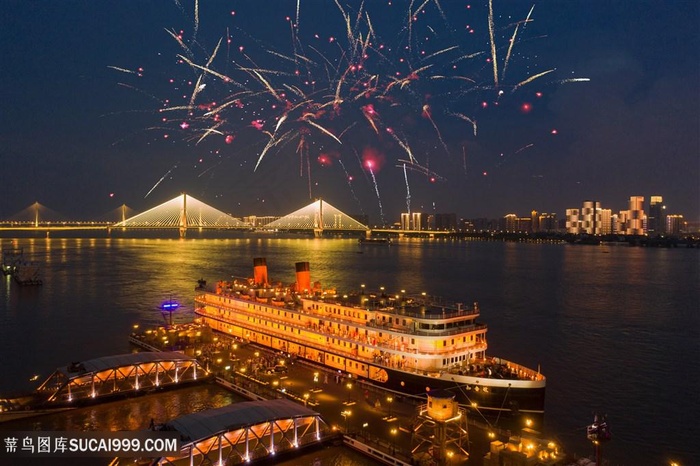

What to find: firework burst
left=114, top=0, right=588, bottom=207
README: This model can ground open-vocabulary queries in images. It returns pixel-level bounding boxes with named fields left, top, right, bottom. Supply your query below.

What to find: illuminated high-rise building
left=401, top=212, right=424, bottom=230
left=531, top=210, right=540, bottom=232
left=400, top=213, right=410, bottom=230
left=611, top=214, right=621, bottom=234
left=435, top=213, right=457, bottom=231
left=647, top=196, right=665, bottom=235
left=581, top=200, right=602, bottom=234
left=411, top=212, right=424, bottom=231
left=538, top=213, right=557, bottom=232
left=503, top=214, right=518, bottom=232
left=599, top=209, right=612, bottom=235
left=565, top=208, right=580, bottom=234
left=666, top=214, right=685, bottom=235
left=626, top=196, right=645, bottom=235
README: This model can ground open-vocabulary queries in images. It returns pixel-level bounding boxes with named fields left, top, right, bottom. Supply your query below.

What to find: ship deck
left=194, top=302, right=541, bottom=384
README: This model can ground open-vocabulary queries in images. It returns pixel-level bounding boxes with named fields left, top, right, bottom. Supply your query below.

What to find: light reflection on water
left=0, top=234, right=698, bottom=465
left=1, top=384, right=239, bottom=432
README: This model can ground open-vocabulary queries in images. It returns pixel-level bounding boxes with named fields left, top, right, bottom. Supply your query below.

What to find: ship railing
left=494, top=358, right=545, bottom=381
left=365, top=320, right=487, bottom=337
left=388, top=306, right=479, bottom=320
left=443, top=357, right=544, bottom=381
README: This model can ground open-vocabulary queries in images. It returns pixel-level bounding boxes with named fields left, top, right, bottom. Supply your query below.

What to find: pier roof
left=166, top=398, right=320, bottom=442
left=58, top=351, right=196, bottom=376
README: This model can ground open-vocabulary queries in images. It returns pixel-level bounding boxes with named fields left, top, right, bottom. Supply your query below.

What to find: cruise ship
left=194, top=258, right=545, bottom=420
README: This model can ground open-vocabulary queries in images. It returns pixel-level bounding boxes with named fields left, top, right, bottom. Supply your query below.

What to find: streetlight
left=341, top=409, right=352, bottom=433
left=390, top=427, right=398, bottom=455
left=387, top=395, right=394, bottom=419
left=303, top=393, right=310, bottom=406
left=344, top=381, right=354, bottom=405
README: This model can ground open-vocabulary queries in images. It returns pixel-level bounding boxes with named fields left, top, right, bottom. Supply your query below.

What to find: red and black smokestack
left=295, top=261, right=311, bottom=293
left=253, top=257, right=268, bottom=286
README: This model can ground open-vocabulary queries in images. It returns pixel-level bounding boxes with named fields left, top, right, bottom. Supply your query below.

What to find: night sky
left=1, top=1, right=698, bottom=224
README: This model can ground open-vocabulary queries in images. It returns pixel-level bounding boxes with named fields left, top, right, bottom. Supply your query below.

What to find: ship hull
left=198, top=307, right=544, bottom=424
left=366, top=365, right=545, bottom=419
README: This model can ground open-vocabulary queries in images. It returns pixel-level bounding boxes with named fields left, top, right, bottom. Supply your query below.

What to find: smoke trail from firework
left=338, top=159, right=364, bottom=214
left=488, top=0, right=499, bottom=87
left=502, top=5, right=535, bottom=81
left=386, top=129, right=417, bottom=163
left=306, top=150, right=312, bottom=199
left=422, top=104, right=450, bottom=156
left=512, top=69, right=555, bottom=92
left=145, top=165, right=178, bottom=198
left=396, top=160, right=445, bottom=181
left=367, top=163, right=385, bottom=227
left=462, top=145, right=467, bottom=176
left=403, top=163, right=411, bottom=214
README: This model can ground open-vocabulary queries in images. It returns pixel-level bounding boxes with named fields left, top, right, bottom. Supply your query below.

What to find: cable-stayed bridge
left=266, top=199, right=368, bottom=236
left=114, top=194, right=247, bottom=235
left=0, top=194, right=373, bottom=237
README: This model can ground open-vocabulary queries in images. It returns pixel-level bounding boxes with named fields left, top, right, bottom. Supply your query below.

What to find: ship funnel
left=253, top=257, right=268, bottom=286
left=295, top=261, right=311, bottom=293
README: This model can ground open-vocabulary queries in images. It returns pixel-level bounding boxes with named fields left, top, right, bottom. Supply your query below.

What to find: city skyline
left=3, top=191, right=692, bottom=235
left=1, top=1, right=698, bottom=222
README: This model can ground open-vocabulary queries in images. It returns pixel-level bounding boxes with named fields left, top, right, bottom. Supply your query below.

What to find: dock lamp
left=390, top=427, right=398, bottom=455
left=160, top=299, right=180, bottom=327
left=387, top=395, right=393, bottom=418
left=341, top=409, right=352, bottom=433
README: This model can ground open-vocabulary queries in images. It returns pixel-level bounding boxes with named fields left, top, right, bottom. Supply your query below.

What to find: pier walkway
left=148, top=398, right=330, bottom=466
left=35, top=352, right=209, bottom=405
left=129, top=323, right=568, bottom=465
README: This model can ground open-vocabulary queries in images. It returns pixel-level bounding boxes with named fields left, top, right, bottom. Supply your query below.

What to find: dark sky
left=1, top=0, right=698, bottom=224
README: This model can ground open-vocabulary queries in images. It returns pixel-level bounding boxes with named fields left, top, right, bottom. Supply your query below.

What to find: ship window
left=411, top=339, right=415, bottom=344
left=443, top=340, right=447, bottom=346
left=451, top=339, right=454, bottom=345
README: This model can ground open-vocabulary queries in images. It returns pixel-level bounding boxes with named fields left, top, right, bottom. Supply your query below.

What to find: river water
left=0, top=233, right=698, bottom=465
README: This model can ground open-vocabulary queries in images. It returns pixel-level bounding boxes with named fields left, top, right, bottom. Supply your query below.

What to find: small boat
left=2, top=248, right=23, bottom=276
